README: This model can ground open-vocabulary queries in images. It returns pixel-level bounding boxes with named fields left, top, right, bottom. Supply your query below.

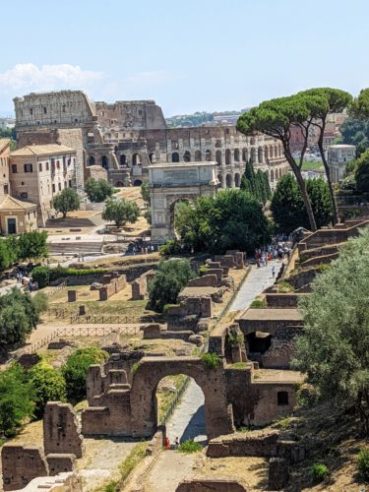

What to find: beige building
left=9, top=144, right=77, bottom=226
left=327, top=144, right=356, bottom=182
left=0, top=139, right=11, bottom=200
left=0, top=195, right=37, bottom=234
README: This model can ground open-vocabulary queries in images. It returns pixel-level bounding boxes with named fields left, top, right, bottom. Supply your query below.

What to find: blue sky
left=1, top=0, right=369, bottom=116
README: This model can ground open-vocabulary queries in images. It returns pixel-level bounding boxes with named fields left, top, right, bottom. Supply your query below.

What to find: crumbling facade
left=14, top=91, right=290, bottom=191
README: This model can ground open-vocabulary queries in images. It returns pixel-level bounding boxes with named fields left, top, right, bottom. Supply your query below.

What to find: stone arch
left=234, top=149, right=240, bottom=162
left=115, top=181, right=124, bottom=187
left=264, top=146, right=269, bottom=161
left=149, top=153, right=156, bottom=163
left=215, top=150, right=222, bottom=165
left=250, top=148, right=256, bottom=164
left=258, top=147, right=263, bottom=164
left=132, top=153, right=141, bottom=166
left=218, top=174, right=224, bottom=187
left=120, top=154, right=127, bottom=166
left=234, top=173, right=241, bottom=187
left=101, top=155, right=109, bottom=169
left=270, top=169, right=275, bottom=181
left=225, top=149, right=231, bottom=165
left=269, top=146, right=274, bottom=159
left=205, top=149, right=212, bottom=161
left=242, top=148, right=248, bottom=162
left=172, top=152, right=180, bottom=163
left=169, top=197, right=191, bottom=237
left=88, top=155, right=95, bottom=166
left=226, top=173, right=232, bottom=188
left=133, top=179, right=142, bottom=186
left=183, top=151, right=191, bottom=162
left=194, top=150, right=202, bottom=162
left=129, top=357, right=234, bottom=439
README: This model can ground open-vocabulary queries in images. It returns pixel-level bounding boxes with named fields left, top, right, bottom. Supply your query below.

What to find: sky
left=1, top=0, right=369, bottom=117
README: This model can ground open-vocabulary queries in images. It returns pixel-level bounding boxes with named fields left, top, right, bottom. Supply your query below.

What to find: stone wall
left=176, top=480, right=247, bottom=491
left=131, top=270, right=155, bottom=300
left=98, top=273, right=126, bottom=300
left=265, top=293, right=305, bottom=309
left=2, top=445, right=49, bottom=491
left=43, top=402, right=84, bottom=458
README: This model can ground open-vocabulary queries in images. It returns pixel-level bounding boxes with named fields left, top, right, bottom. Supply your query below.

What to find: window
left=277, top=391, right=289, bottom=406
left=58, top=183, right=61, bottom=191
left=11, top=164, right=17, bottom=174
left=4, top=184, right=8, bottom=194
left=43, top=107, right=47, bottom=114
left=20, top=192, right=28, bottom=199
left=24, top=164, right=33, bottom=173
left=39, top=163, right=43, bottom=172
left=68, top=180, right=72, bottom=187
left=46, top=162, right=49, bottom=171
left=62, top=104, right=66, bottom=113
left=30, top=108, right=33, bottom=115
left=52, top=184, right=56, bottom=193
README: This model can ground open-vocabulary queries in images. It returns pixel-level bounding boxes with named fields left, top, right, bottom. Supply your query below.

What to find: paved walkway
left=230, top=260, right=282, bottom=312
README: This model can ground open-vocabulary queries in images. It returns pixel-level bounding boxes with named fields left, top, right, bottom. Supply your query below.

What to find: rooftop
left=10, top=144, right=75, bottom=157
left=0, top=195, right=36, bottom=211
left=237, top=308, right=303, bottom=322
left=0, top=138, right=11, bottom=153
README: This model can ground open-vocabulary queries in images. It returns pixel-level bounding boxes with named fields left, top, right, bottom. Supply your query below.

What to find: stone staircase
left=48, top=240, right=103, bottom=256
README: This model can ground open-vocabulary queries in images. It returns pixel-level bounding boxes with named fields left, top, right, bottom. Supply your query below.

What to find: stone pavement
left=230, top=260, right=282, bottom=312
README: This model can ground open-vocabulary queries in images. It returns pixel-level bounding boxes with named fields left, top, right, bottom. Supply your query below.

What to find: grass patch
left=357, top=447, right=369, bottom=482
left=201, top=352, right=221, bottom=369
left=178, top=439, right=202, bottom=454
left=101, top=441, right=148, bottom=491
left=250, top=297, right=267, bottom=308
left=276, top=280, right=294, bottom=293
left=301, top=160, right=323, bottom=171
left=230, top=362, right=248, bottom=370
left=311, top=463, right=329, bottom=484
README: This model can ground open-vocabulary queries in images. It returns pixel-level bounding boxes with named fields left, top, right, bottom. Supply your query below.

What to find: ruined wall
left=2, top=445, right=49, bottom=491
left=176, top=480, right=247, bottom=492
left=95, top=100, right=166, bottom=130
left=43, top=402, right=84, bottom=458
left=98, top=274, right=126, bottom=300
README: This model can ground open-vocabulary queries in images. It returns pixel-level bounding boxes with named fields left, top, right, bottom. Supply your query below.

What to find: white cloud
left=0, top=63, right=104, bottom=93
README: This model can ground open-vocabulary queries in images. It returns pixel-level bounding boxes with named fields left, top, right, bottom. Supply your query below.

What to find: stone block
left=142, top=324, right=162, bottom=339
left=2, top=445, right=49, bottom=491
left=43, top=402, right=84, bottom=458
left=67, top=290, right=77, bottom=302
left=46, top=454, right=76, bottom=476
left=268, top=457, right=289, bottom=490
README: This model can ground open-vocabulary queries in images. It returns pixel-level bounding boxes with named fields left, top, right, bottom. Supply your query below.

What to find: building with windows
left=9, top=144, right=76, bottom=226
left=0, top=139, right=11, bottom=200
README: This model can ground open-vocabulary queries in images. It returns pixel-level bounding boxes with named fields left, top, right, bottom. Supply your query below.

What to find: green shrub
left=32, top=266, right=50, bottom=288
left=178, top=439, right=202, bottom=454
left=159, top=239, right=183, bottom=256
left=85, top=178, right=113, bottom=203
left=311, top=463, right=329, bottom=484
left=277, top=280, right=294, bottom=293
left=358, top=448, right=369, bottom=482
left=199, top=264, right=209, bottom=275
left=0, top=364, right=34, bottom=437
left=201, top=352, right=221, bottom=369
left=28, top=362, right=66, bottom=418
left=250, top=298, right=267, bottom=308
left=62, top=347, right=108, bottom=403
left=32, top=292, right=49, bottom=314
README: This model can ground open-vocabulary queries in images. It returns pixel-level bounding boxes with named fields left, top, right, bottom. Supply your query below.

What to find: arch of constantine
left=148, top=161, right=219, bottom=243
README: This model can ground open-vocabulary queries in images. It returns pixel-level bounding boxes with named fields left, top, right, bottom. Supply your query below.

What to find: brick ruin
left=2, top=403, right=83, bottom=491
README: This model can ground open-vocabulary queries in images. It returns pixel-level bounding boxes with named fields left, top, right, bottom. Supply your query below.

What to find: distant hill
left=166, top=109, right=250, bottom=128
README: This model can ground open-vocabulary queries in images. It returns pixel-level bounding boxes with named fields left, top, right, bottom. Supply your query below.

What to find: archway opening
left=133, top=179, right=142, bottom=187
left=149, top=153, right=156, bottom=163
left=226, top=173, right=232, bottom=188
left=183, top=151, right=191, bottom=162
left=172, top=152, right=180, bottom=163
left=101, top=155, right=109, bottom=169
left=88, top=155, right=95, bottom=166
left=205, top=149, right=212, bottom=161
left=133, top=153, right=141, bottom=166
left=156, top=375, right=207, bottom=446
left=115, top=181, right=124, bottom=187
left=234, top=173, right=241, bottom=187
left=171, top=199, right=191, bottom=238
left=234, top=149, right=240, bottom=162
left=120, top=154, right=127, bottom=166
left=225, top=149, right=231, bottom=165
left=215, top=150, right=222, bottom=165
left=194, top=150, right=202, bottom=162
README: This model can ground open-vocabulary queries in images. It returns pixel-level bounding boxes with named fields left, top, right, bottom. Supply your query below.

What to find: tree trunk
left=62, top=211, right=67, bottom=219
left=318, top=139, right=340, bottom=225
left=284, top=151, right=318, bottom=232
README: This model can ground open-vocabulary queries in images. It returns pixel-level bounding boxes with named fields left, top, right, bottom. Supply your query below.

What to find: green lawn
left=301, top=160, right=323, bottom=171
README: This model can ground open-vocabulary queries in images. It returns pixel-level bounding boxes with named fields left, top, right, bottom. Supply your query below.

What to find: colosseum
left=13, top=91, right=290, bottom=189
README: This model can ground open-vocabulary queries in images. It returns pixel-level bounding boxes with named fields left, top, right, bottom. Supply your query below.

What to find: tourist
left=175, top=436, right=179, bottom=449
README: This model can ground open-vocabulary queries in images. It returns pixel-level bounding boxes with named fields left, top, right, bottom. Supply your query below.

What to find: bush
left=0, top=364, right=34, bottom=437
left=18, top=231, right=48, bottom=259
left=250, top=298, right=267, bottom=308
left=62, top=347, right=108, bottom=402
left=311, top=463, right=329, bottom=483
left=358, top=448, right=369, bottom=482
left=201, top=352, right=221, bottom=369
left=28, top=362, right=66, bottom=418
left=32, top=266, right=50, bottom=288
left=178, top=439, right=202, bottom=454
left=102, top=197, right=140, bottom=228
left=159, top=239, right=183, bottom=256
left=148, top=259, right=195, bottom=313
left=32, top=292, right=49, bottom=314
left=85, top=178, right=113, bottom=202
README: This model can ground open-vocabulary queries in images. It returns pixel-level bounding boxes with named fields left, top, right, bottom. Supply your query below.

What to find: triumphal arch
left=148, top=161, right=219, bottom=242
